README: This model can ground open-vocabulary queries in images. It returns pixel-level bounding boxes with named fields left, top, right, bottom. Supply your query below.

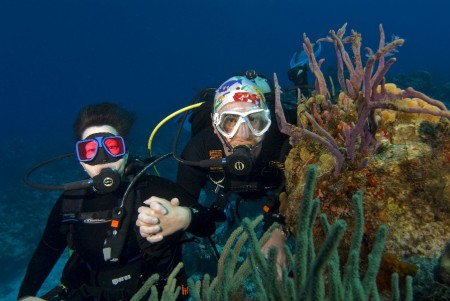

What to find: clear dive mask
left=213, top=108, right=271, bottom=139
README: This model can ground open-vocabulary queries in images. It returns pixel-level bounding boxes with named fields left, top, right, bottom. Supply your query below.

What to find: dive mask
left=76, top=133, right=126, bottom=165
left=213, top=108, right=271, bottom=139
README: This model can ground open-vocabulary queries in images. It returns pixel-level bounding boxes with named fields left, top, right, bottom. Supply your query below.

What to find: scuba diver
left=153, top=73, right=294, bottom=275
left=18, top=103, right=215, bottom=301
left=138, top=41, right=323, bottom=277
left=286, top=41, right=322, bottom=98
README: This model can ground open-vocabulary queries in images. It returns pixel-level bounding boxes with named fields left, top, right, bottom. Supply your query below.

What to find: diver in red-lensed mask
left=19, top=103, right=215, bottom=301
left=74, top=126, right=128, bottom=193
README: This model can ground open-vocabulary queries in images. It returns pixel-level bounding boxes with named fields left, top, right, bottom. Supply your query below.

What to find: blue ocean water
left=1, top=0, right=449, bottom=299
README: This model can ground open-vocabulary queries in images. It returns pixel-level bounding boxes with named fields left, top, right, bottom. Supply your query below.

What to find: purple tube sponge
left=274, top=24, right=450, bottom=175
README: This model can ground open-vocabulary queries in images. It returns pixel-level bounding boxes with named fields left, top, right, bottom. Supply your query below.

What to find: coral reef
left=133, top=165, right=413, bottom=300
left=20, top=150, right=437, bottom=300
left=274, top=24, right=450, bottom=290
left=131, top=263, right=182, bottom=301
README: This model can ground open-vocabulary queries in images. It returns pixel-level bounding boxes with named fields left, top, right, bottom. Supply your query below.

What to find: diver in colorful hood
left=162, top=75, right=292, bottom=276
left=18, top=103, right=215, bottom=301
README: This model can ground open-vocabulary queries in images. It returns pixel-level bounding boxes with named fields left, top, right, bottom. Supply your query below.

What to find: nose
left=234, top=122, right=250, bottom=139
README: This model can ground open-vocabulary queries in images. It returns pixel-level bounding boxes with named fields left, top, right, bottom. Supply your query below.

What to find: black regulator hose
left=23, top=153, right=76, bottom=190
left=120, top=152, right=173, bottom=207
left=23, top=152, right=175, bottom=194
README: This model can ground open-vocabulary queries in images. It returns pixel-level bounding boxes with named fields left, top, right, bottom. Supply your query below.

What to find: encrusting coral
left=274, top=24, right=450, bottom=290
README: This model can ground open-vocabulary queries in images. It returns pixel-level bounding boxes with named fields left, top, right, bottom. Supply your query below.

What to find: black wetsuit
left=18, top=175, right=215, bottom=300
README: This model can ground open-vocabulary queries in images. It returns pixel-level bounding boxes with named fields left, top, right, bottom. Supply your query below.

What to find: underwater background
left=1, top=0, right=449, bottom=300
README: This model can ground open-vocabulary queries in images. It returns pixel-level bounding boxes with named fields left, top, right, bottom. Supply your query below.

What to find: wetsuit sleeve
left=182, top=190, right=216, bottom=237
left=141, top=176, right=216, bottom=237
left=18, top=196, right=67, bottom=299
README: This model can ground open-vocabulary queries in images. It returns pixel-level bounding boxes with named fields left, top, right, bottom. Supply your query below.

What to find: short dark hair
left=73, top=102, right=135, bottom=140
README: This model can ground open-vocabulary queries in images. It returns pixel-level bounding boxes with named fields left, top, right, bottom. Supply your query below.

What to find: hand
left=261, top=228, right=288, bottom=279
left=136, top=196, right=192, bottom=243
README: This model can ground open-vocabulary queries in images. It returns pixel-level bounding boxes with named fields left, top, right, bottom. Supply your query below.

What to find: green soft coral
left=180, top=165, right=411, bottom=301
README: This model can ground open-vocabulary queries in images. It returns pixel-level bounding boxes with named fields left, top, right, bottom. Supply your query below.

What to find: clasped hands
left=136, top=196, right=191, bottom=243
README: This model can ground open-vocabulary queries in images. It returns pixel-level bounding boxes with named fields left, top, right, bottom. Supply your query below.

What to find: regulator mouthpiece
left=92, top=168, right=121, bottom=193
left=226, top=145, right=254, bottom=176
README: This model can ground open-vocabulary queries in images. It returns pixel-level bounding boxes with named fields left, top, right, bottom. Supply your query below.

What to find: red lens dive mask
left=76, top=132, right=126, bottom=166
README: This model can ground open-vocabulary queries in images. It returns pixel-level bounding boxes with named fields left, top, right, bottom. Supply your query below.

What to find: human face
left=79, top=125, right=128, bottom=178
left=213, top=102, right=270, bottom=148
